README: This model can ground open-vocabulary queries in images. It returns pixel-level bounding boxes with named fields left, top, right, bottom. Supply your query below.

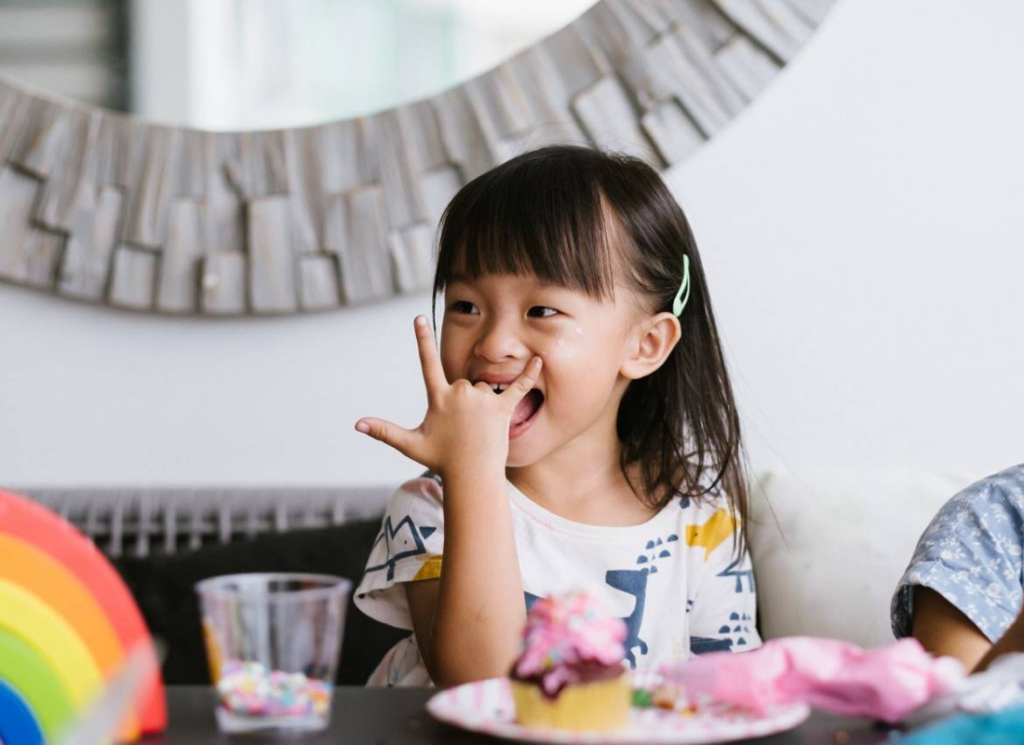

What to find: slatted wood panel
left=0, top=0, right=836, bottom=315
left=109, top=245, right=157, bottom=310
left=157, top=198, right=204, bottom=313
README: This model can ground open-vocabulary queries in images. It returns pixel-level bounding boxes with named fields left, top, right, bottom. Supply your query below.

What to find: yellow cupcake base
left=511, top=673, right=630, bottom=732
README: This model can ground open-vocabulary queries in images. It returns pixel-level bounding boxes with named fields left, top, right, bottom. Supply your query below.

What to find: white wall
left=2, top=0, right=1022, bottom=487
left=673, top=0, right=1024, bottom=477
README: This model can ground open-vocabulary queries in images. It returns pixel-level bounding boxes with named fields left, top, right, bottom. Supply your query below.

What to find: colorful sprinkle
left=632, top=688, right=654, bottom=708
left=216, top=660, right=333, bottom=718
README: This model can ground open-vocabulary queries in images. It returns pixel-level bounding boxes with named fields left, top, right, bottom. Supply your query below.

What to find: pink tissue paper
left=659, top=637, right=964, bottom=723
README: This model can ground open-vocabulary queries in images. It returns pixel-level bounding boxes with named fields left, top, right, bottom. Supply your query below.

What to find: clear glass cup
left=195, top=572, right=351, bottom=734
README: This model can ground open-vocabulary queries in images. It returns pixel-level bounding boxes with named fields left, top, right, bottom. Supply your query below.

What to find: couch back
left=747, top=467, right=974, bottom=648
left=13, top=486, right=404, bottom=685
left=17, top=486, right=392, bottom=557
left=19, top=468, right=976, bottom=658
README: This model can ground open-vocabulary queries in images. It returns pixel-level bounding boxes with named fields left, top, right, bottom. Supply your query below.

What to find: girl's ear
left=621, top=312, right=682, bottom=380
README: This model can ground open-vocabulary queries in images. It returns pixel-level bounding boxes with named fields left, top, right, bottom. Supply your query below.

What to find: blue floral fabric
left=892, top=464, right=1024, bottom=643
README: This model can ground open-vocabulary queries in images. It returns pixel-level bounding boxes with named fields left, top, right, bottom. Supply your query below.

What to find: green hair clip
left=672, top=254, right=691, bottom=317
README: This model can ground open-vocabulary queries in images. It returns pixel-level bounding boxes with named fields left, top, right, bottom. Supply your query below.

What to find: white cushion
left=748, top=467, right=973, bottom=648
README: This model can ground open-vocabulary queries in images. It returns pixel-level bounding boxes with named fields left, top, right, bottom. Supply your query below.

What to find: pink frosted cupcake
left=509, top=592, right=630, bottom=731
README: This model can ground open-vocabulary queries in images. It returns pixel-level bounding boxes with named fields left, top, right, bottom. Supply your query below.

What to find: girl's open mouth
left=509, top=388, right=544, bottom=439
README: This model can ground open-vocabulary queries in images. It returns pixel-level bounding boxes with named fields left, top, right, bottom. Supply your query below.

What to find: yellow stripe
left=412, top=555, right=443, bottom=581
left=0, top=578, right=104, bottom=710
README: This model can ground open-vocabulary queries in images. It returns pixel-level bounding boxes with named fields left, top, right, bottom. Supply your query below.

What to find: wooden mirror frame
left=0, top=0, right=833, bottom=315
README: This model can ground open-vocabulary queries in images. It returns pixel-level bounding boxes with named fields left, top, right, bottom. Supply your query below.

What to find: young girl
left=352, top=145, right=759, bottom=687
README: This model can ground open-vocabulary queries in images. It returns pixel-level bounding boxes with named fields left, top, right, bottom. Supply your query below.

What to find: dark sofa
left=16, top=487, right=406, bottom=686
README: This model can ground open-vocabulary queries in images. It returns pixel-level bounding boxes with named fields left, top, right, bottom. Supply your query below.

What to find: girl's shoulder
left=386, top=471, right=444, bottom=508
left=670, top=487, right=735, bottom=519
left=657, top=493, right=745, bottom=571
left=639, top=492, right=741, bottom=562
left=922, top=462, right=1024, bottom=540
left=668, top=493, right=740, bottom=535
left=947, top=462, right=1024, bottom=511
left=672, top=490, right=730, bottom=511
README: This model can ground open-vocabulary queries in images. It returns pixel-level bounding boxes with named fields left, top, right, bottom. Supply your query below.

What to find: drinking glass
left=195, top=573, right=351, bottom=734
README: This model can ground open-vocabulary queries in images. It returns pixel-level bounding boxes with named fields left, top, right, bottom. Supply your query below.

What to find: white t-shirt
left=353, top=473, right=760, bottom=687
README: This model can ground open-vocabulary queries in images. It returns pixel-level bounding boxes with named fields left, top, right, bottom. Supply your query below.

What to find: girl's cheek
left=538, top=328, right=584, bottom=362
left=554, top=336, right=578, bottom=360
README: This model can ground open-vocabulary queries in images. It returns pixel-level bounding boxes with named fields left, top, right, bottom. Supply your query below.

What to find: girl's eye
left=450, top=300, right=479, bottom=314
left=527, top=306, right=559, bottom=318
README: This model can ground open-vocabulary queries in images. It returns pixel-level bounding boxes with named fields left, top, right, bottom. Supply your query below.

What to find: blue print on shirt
left=691, top=611, right=753, bottom=654
left=690, top=636, right=732, bottom=654
left=720, top=611, right=754, bottom=648
left=524, top=591, right=542, bottom=614
left=364, top=515, right=433, bottom=581
left=603, top=533, right=679, bottom=668
left=605, top=568, right=649, bottom=667
left=718, top=556, right=756, bottom=593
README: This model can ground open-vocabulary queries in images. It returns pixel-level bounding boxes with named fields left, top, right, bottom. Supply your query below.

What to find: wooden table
left=142, top=686, right=897, bottom=744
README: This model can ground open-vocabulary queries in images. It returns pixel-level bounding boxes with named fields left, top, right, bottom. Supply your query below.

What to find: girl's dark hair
left=431, top=145, right=748, bottom=545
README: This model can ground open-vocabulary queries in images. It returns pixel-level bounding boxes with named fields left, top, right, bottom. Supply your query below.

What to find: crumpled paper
left=658, top=637, right=964, bottom=723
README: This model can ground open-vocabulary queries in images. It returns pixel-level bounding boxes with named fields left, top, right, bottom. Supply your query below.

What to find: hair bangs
left=432, top=152, right=620, bottom=300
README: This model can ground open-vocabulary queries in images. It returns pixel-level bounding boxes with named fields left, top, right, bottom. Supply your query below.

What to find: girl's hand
left=355, top=316, right=542, bottom=480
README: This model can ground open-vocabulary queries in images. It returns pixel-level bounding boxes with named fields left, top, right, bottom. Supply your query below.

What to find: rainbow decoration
left=0, top=489, right=167, bottom=742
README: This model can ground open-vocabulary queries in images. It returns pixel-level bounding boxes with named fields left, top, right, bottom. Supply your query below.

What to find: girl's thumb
left=355, top=418, right=414, bottom=457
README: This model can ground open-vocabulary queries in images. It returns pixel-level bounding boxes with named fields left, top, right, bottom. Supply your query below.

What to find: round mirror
left=0, top=0, right=598, bottom=130
left=0, top=0, right=833, bottom=316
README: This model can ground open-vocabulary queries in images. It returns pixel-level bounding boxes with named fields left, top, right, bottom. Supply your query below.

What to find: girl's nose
left=473, top=318, right=527, bottom=362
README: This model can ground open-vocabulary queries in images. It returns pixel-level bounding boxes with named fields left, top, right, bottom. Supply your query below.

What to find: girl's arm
left=358, top=316, right=539, bottom=685
left=406, top=470, right=525, bottom=685
left=976, top=607, right=1024, bottom=671
left=911, top=587, right=992, bottom=671
left=913, top=586, right=1024, bottom=673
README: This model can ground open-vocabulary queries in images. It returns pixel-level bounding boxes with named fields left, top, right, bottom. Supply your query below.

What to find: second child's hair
left=431, top=145, right=747, bottom=542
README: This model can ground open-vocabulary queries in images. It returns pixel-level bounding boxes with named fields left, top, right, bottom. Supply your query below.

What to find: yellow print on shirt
left=413, top=554, right=443, bottom=581
left=685, top=509, right=736, bottom=561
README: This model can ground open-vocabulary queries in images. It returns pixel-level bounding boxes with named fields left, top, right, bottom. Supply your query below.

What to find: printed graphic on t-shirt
left=363, top=514, right=437, bottom=582
left=353, top=476, right=761, bottom=686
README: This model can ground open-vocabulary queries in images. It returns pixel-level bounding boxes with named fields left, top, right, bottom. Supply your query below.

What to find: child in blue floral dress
left=893, top=463, right=1024, bottom=671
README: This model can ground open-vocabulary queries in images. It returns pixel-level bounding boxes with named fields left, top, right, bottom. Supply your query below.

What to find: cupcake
left=509, top=592, right=631, bottom=731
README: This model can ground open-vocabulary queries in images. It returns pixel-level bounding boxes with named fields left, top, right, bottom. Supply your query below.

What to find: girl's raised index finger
left=413, top=316, right=448, bottom=394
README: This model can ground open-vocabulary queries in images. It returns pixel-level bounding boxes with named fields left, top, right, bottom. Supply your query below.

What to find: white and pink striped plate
left=425, top=674, right=810, bottom=744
